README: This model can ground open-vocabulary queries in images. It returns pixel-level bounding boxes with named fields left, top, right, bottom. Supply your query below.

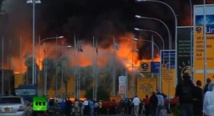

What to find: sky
left=0, top=0, right=214, bottom=68
left=2, top=0, right=214, bottom=44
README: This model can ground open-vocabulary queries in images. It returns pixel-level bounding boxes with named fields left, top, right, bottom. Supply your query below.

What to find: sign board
left=151, top=62, right=160, bottom=73
left=194, top=4, right=214, bottom=86
left=119, top=75, right=126, bottom=84
left=137, top=77, right=156, bottom=99
left=139, top=62, right=151, bottom=73
left=160, top=50, right=176, bottom=97
left=139, top=62, right=160, bottom=73
left=177, top=26, right=192, bottom=83
left=119, top=83, right=126, bottom=94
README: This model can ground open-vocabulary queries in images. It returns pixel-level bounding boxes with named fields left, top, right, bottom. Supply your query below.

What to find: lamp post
left=135, top=0, right=177, bottom=50
left=134, top=28, right=165, bottom=50
left=136, top=1, right=177, bottom=102
left=135, top=15, right=172, bottom=100
left=135, top=15, right=171, bottom=49
left=203, top=0, right=207, bottom=86
left=60, top=45, right=72, bottom=98
left=129, top=38, right=160, bottom=97
left=131, top=38, right=138, bottom=96
left=27, top=0, right=41, bottom=85
left=36, top=36, right=64, bottom=96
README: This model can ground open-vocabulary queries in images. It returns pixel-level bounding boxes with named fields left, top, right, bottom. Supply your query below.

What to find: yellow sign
left=161, top=63, right=175, bottom=97
left=194, top=26, right=214, bottom=87
left=137, top=77, right=156, bottom=99
left=139, top=62, right=151, bottom=73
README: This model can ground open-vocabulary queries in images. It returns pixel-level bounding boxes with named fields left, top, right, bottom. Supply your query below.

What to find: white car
left=0, top=96, right=26, bottom=116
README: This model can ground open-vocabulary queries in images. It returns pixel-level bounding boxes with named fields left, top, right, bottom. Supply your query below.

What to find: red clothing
left=143, top=98, right=150, bottom=105
left=172, top=97, right=179, bottom=104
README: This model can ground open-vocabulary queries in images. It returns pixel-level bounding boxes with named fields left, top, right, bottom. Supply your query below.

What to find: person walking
left=193, top=80, right=203, bottom=116
left=74, top=98, right=79, bottom=116
left=156, top=92, right=165, bottom=115
left=203, top=83, right=214, bottom=115
left=175, top=73, right=195, bottom=116
left=150, top=92, right=158, bottom=116
left=143, top=95, right=150, bottom=116
left=132, top=96, right=140, bottom=116
left=83, top=98, right=89, bottom=116
left=204, top=78, right=212, bottom=95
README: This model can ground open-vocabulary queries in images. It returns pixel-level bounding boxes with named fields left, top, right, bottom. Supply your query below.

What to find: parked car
left=0, top=96, right=26, bottom=116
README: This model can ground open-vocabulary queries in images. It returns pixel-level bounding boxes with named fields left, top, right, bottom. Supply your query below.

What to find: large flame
left=11, top=33, right=160, bottom=74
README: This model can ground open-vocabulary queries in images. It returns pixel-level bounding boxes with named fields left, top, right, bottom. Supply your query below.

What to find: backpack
left=181, top=83, right=193, bottom=102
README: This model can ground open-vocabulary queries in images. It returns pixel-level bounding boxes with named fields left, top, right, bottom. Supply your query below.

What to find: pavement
left=97, top=114, right=173, bottom=116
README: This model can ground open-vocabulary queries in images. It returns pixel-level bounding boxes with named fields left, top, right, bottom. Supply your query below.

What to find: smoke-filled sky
left=2, top=0, right=214, bottom=43
left=0, top=0, right=214, bottom=71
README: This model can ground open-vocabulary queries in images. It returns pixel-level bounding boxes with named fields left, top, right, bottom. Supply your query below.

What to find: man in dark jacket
left=149, top=92, right=158, bottom=116
left=193, top=80, right=203, bottom=116
left=204, top=78, right=211, bottom=95
left=175, top=73, right=195, bottom=116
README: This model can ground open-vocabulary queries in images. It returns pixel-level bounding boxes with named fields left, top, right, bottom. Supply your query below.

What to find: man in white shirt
left=132, top=96, right=141, bottom=116
left=83, top=99, right=89, bottom=115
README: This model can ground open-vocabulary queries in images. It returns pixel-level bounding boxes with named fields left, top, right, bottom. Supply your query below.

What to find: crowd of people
left=174, top=73, right=214, bottom=116
left=45, top=73, right=214, bottom=116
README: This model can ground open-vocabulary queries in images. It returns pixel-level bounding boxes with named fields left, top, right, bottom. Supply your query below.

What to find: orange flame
left=11, top=33, right=160, bottom=74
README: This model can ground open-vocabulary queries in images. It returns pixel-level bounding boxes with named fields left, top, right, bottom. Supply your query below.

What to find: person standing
left=74, top=98, right=79, bottom=116
left=203, top=83, right=214, bottom=115
left=175, top=73, right=195, bottom=116
left=193, top=80, right=203, bottom=116
left=132, top=96, right=141, bottom=116
left=89, top=100, right=94, bottom=116
left=143, top=95, right=150, bottom=116
left=204, top=78, right=211, bottom=95
left=150, top=92, right=158, bottom=116
left=156, top=92, right=165, bottom=115
left=83, top=98, right=89, bottom=115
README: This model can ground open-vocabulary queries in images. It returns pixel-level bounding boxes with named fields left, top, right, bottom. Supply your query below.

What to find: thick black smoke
left=1, top=0, right=214, bottom=62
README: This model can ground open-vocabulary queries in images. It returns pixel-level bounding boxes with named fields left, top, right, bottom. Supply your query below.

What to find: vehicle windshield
left=0, top=97, right=21, bottom=104
left=15, top=89, right=36, bottom=96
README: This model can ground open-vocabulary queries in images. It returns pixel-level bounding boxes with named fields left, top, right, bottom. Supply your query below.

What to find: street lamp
left=134, top=28, right=165, bottom=50
left=135, top=1, right=177, bottom=103
left=36, top=36, right=64, bottom=96
left=131, top=38, right=138, bottom=96
left=134, top=38, right=160, bottom=52
left=27, top=0, right=41, bottom=85
left=135, top=0, right=177, bottom=50
left=135, top=15, right=170, bottom=49
left=135, top=15, right=172, bottom=99
left=130, top=38, right=161, bottom=97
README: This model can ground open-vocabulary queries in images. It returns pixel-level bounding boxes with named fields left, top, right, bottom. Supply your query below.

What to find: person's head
left=208, top=83, right=214, bottom=91
left=196, top=80, right=202, bottom=87
left=145, top=95, right=148, bottom=98
left=207, top=78, right=211, bottom=84
left=183, top=73, right=191, bottom=81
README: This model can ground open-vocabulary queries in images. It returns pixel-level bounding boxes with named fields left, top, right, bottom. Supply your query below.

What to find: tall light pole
left=128, top=38, right=161, bottom=97
left=1, top=38, right=4, bottom=95
left=27, top=0, right=41, bottom=85
left=134, top=28, right=165, bottom=50
left=189, top=0, right=194, bottom=79
left=135, top=15, right=171, bottom=49
left=135, top=0, right=177, bottom=50
left=131, top=38, right=138, bottom=96
left=203, top=0, right=207, bottom=85
left=136, top=1, right=177, bottom=101
left=135, top=15, right=171, bottom=93
left=36, top=36, right=64, bottom=96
